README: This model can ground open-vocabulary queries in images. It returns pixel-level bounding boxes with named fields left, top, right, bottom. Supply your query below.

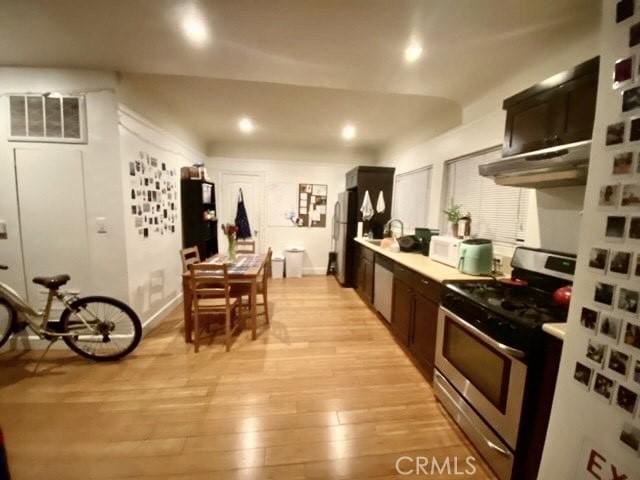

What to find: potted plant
left=443, top=204, right=464, bottom=238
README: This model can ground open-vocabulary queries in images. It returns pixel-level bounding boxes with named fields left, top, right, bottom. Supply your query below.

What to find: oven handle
left=434, top=371, right=513, bottom=458
left=440, top=306, right=526, bottom=360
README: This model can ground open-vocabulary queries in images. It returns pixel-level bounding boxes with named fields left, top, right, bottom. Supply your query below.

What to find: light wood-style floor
left=0, top=276, right=495, bottom=480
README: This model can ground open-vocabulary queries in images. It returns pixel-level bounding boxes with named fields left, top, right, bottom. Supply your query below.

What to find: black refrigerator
left=181, top=179, right=218, bottom=258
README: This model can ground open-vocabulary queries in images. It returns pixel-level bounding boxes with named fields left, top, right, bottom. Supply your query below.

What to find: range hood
left=478, top=140, right=590, bottom=189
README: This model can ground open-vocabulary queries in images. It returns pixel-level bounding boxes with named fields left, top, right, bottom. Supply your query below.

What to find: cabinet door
left=552, top=73, right=598, bottom=146
left=503, top=92, right=554, bottom=156
left=410, top=293, right=439, bottom=380
left=363, top=259, right=374, bottom=304
left=392, top=278, right=412, bottom=347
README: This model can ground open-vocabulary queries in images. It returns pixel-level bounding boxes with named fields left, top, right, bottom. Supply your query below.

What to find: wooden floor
left=0, top=276, right=495, bottom=480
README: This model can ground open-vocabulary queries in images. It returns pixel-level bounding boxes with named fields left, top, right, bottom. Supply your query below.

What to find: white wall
left=118, top=106, right=206, bottom=325
left=539, top=2, right=640, bottom=477
left=0, top=68, right=129, bottom=304
left=206, top=146, right=371, bottom=275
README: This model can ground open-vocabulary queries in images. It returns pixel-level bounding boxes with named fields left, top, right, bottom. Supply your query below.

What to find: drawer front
left=361, top=246, right=374, bottom=262
left=412, top=274, right=442, bottom=303
left=375, top=254, right=394, bottom=270
left=394, top=263, right=413, bottom=285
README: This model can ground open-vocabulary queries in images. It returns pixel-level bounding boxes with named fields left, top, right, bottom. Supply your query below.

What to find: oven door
left=435, top=306, right=527, bottom=449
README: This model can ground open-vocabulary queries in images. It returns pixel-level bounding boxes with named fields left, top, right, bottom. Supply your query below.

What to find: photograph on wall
left=608, top=349, right=631, bottom=377
left=630, top=117, right=640, bottom=141
left=631, top=21, right=640, bottom=47
left=580, top=307, right=600, bottom=331
left=634, top=360, right=640, bottom=385
left=617, top=0, right=634, bottom=23
left=613, top=151, right=634, bottom=174
left=609, top=250, right=632, bottom=277
left=600, top=315, right=622, bottom=341
left=622, top=85, right=640, bottom=112
left=594, top=281, right=616, bottom=307
left=589, top=247, right=609, bottom=272
left=630, top=216, right=640, bottom=239
left=621, top=183, right=640, bottom=207
left=606, top=122, right=625, bottom=145
left=594, top=373, right=616, bottom=403
left=620, top=422, right=640, bottom=453
left=618, top=287, right=639, bottom=314
left=599, top=184, right=621, bottom=207
left=635, top=255, right=640, bottom=277
left=573, top=362, right=594, bottom=390
left=586, top=338, right=608, bottom=366
left=605, top=216, right=627, bottom=239
left=624, top=322, right=640, bottom=350
left=615, top=385, right=639, bottom=415
left=615, top=57, right=634, bottom=88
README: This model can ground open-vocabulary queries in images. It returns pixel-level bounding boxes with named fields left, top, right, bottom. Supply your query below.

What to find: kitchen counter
left=354, top=237, right=491, bottom=283
left=542, top=322, right=568, bottom=341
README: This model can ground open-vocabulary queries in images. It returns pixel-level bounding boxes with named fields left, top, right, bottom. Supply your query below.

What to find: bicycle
left=0, top=265, right=141, bottom=361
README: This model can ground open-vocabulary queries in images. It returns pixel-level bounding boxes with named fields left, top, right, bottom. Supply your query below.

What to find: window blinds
left=392, top=166, right=432, bottom=233
left=443, top=147, right=528, bottom=245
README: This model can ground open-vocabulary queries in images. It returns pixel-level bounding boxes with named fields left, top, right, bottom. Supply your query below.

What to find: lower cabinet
left=355, top=246, right=374, bottom=306
left=391, top=267, right=441, bottom=381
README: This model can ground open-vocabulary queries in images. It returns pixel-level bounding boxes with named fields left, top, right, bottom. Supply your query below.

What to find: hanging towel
left=360, top=190, right=374, bottom=221
left=235, top=188, right=253, bottom=239
left=376, top=191, right=386, bottom=214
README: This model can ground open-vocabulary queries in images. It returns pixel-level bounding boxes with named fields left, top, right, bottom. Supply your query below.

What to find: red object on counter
left=499, top=277, right=528, bottom=287
left=553, top=285, right=572, bottom=308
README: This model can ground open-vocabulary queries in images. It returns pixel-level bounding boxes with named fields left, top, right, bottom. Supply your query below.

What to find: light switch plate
left=0, top=220, right=7, bottom=239
left=96, top=217, right=107, bottom=234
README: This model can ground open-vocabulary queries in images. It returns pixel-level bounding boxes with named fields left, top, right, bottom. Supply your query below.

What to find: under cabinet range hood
left=478, top=140, right=591, bottom=189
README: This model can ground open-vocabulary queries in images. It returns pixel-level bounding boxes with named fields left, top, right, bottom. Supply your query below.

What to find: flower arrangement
left=221, top=223, right=239, bottom=260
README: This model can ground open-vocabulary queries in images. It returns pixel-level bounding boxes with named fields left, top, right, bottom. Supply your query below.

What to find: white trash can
left=271, top=255, right=285, bottom=279
left=285, top=247, right=305, bottom=278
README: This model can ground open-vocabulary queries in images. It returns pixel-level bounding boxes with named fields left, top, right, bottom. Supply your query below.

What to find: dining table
left=182, top=253, right=267, bottom=343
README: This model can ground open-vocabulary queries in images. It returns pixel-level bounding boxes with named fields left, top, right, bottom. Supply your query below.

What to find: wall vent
left=8, top=94, right=87, bottom=143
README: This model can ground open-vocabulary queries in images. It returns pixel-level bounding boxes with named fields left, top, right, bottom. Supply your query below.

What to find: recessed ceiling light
left=342, top=124, right=356, bottom=141
left=404, top=39, right=423, bottom=63
left=238, top=117, right=254, bottom=134
left=180, top=5, right=210, bottom=47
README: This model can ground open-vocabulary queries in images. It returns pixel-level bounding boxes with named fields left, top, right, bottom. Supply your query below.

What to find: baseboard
left=0, top=293, right=183, bottom=352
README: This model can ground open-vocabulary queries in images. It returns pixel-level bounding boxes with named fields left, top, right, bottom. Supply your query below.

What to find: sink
left=366, top=239, right=382, bottom=246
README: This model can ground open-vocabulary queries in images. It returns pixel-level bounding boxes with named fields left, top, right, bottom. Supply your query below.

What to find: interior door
left=219, top=172, right=264, bottom=252
left=14, top=148, right=90, bottom=309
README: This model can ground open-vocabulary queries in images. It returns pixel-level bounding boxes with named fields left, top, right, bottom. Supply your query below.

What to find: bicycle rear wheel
left=0, top=299, right=15, bottom=349
left=61, top=296, right=142, bottom=361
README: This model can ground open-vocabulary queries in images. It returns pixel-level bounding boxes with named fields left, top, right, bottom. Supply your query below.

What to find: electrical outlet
left=0, top=220, right=7, bottom=240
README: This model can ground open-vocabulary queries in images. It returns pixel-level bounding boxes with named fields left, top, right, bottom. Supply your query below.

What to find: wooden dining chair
left=188, top=263, right=241, bottom=352
left=180, top=247, right=201, bottom=272
left=236, top=239, right=256, bottom=254
left=236, top=248, right=272, bottom=325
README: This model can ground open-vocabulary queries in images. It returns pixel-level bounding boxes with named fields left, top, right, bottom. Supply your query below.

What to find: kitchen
left=0, top=1, right=639, bottom=479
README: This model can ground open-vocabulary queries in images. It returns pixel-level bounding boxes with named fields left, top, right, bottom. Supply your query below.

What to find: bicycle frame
left=0, top=281, right=101, bottom=338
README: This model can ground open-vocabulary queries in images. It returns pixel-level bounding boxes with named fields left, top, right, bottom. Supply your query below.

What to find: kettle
left=458, top=239, right=493, bottom=275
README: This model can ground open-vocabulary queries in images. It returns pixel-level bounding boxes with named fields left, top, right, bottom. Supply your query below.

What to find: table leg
left=182, top=276, right=192, bottom=343
left=251, top=278, right=257, bottom=340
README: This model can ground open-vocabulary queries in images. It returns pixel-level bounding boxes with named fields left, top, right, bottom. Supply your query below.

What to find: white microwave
left=430, top=236, right=461, bottom=268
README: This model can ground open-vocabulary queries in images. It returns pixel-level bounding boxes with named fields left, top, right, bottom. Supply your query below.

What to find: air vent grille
left=8, top=95, right=86, bottom=143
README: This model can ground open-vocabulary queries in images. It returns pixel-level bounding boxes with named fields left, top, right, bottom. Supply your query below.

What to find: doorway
left=219, top=172, right=264, bottom=253
left=14, top=148, right=90, bottom=310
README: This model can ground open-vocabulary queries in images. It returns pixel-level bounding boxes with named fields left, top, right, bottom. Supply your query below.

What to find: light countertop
left=542, top=323, right=568, bottom=341
left=355, top=237, right=491, bottom=283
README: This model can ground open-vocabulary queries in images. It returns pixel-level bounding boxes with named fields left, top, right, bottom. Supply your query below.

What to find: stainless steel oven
left=434, top=307, right=527, bottom=480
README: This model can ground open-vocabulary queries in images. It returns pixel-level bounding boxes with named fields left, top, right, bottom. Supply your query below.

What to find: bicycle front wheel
left=0, top=299, right=15, bottom=349
left=61, top=296, right=142, bottom=361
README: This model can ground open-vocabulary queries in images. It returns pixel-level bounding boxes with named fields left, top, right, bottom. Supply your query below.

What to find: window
left=392, top=166, right=432, bottom=233
left=443, top=147, right=528, bottom=245
left=8, top=95, right=86, bottom=143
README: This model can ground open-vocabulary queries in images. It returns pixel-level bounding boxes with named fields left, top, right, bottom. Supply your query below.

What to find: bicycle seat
left=32, top=274, right=71, bottom=289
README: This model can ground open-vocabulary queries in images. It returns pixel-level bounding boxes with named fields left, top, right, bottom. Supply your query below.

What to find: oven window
left=443, top=318, right=510, bottom=413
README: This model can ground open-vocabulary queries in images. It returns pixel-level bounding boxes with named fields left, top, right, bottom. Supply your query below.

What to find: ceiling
left=0, top=0, right=600, bottom=150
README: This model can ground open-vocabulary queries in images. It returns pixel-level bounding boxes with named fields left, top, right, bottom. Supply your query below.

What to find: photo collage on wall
left=128, top=151, right=178, bottom=239
left=576, top=0, right=640, bottom=455
left=297, top=183, right=327, bottom=228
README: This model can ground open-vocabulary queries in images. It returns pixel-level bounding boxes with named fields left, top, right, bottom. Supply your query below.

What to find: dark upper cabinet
left=345, top=166, right=395, bottom=239
left=502, top=56, right=599, bottom=156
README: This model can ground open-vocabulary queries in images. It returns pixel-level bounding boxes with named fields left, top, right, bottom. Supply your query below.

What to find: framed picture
left=599, top=184, right=621, bottom=207
left=580, top=307, right=600, bottom=331
left=600, top=314, right=622, bottom=341
left=608, top=348, right=631, bottom=377
left=573, top=362, right=594, bottom=390
left=620, top=422, right=640, bottom=452
left=622, top=85, right=640, bottom=112
left=615, top=57, right=634, bottom=89
left=593, top=373, right=616, bottom=403
left=586, top=338, right=608, bottom=366
left=634, top=359, right=640, bottom=385
left=609, top=250, right=632, bottom=277
left=635, top=254, right=640, bottom=277
left=630, top=117, right=640, bottom=141
left=631, top=21, right=640, bottom=47
left=606, top=122, right=626, bottom=145
left=624, top=322, right=640, bottom=350
left=594, top=281, right=616, bottom=308
left=588, top=247, right=609, bottom=272
left=621, top=183, right=640, bottom=208
left=618, top=287, right=639, bottom=314
left=617, top=0, right=635, bottom=23
left=613, top=151, right=634, bottom=174
left=630, top=216, right=640, bottom=239
left=605, top=216, right=627, bottom=240
left=615, top=385, right=639, bottom=415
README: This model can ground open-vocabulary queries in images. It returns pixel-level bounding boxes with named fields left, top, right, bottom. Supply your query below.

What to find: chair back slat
left=180, top=247, right=201, bottom=272
left=188, top=263, right=231, bottom=303
left=236, top=239, right=256, bottom=254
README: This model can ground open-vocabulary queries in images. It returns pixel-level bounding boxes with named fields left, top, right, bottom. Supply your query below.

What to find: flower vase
left=228, top=236, right=237, bottom=261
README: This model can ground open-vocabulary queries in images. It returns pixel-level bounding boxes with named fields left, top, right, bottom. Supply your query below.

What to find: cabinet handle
left=421, top=279, right=430, bottom=286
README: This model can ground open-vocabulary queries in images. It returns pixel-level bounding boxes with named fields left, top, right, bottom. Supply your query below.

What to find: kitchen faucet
left=384, top=218, right=404, bottom=238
